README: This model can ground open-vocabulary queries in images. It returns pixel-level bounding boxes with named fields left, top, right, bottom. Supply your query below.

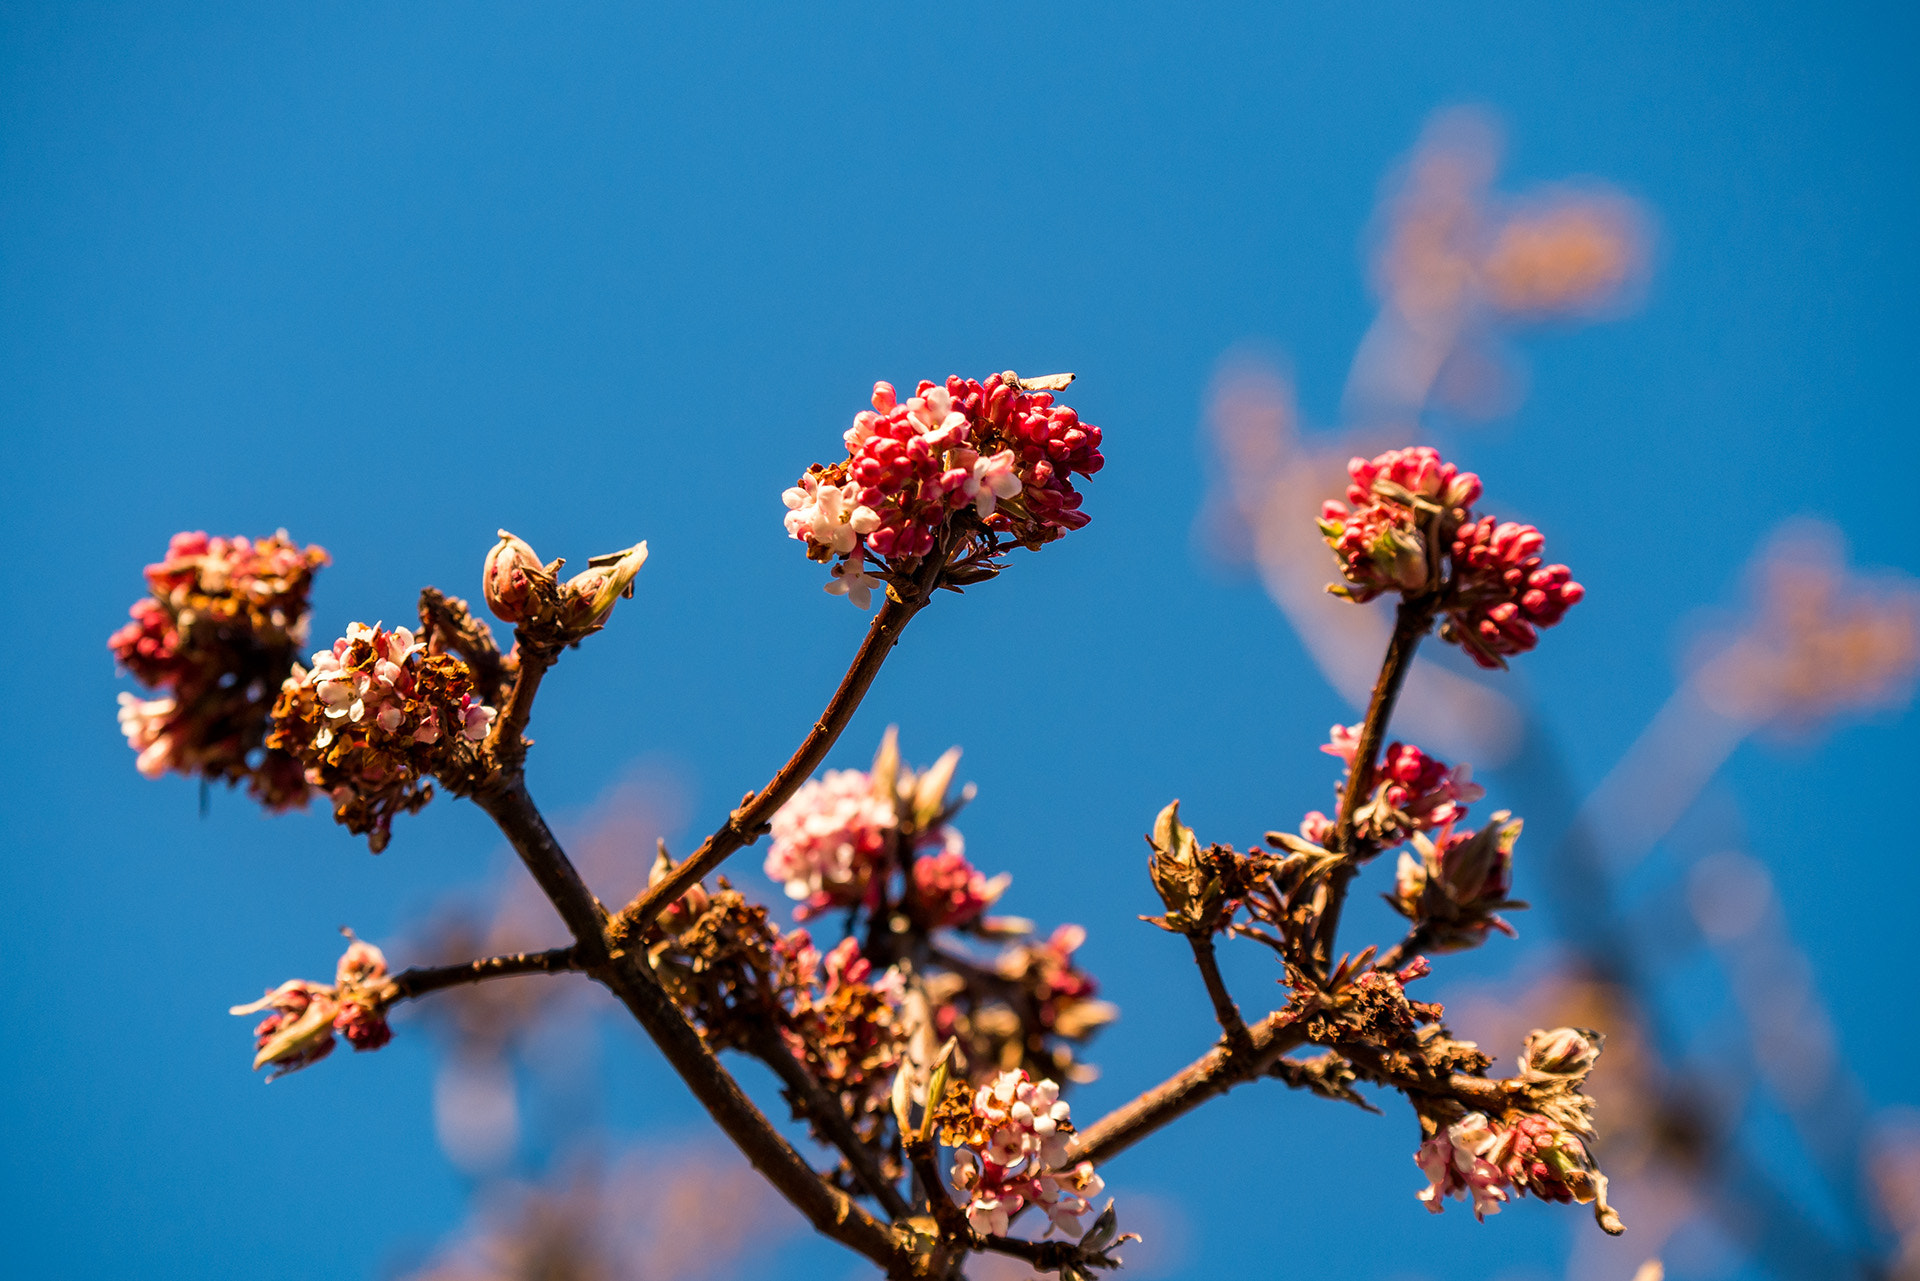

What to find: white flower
left=963, top=448, right=1023, bottom=518
left=825, top=558, right=883, bottom=610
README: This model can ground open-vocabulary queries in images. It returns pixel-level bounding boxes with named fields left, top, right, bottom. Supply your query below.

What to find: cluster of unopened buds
left=784, top=374, right=1103, bottom=606
left=482, top=530, right=650, bottom=645
left=1415, top=1028, right=1620, bottom=1233
left=109, top=530, right=328, bottom=808
left=1318, top=445, right=1583, bottom=667
left=229, top=937, right=393, bottom=1081
left=939, top=1070, right=1105, bottom=1238
left=1303, top=723, right=1485, bottom=847
left=268, top=622, right=496, bottom=852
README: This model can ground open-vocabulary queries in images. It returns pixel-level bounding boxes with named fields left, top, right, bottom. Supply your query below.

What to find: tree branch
left=748, top=1028, right=913, bottom=1220
left=610, top=562, right=940, bottom=943
left=1067, top=1010, right=1305, bottom=1169
left=377, top=945, right=581, bottom=1005
left=1187, top=934, right=1254, bottom=1059
left=478, top=778, right=903, bottom=1271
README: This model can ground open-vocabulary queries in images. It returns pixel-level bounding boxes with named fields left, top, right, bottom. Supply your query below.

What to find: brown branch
left=377, top=945, right=581, bottom=1005
left=483, top=628, right=560, bottom=776
left=1372, top=921, right=1435, bottom=975
left=1187, top=934, right=1254, bottom=1059
left=610, top=557, right=942, bottom=943
left=478, top=779, right=903, bottom=1271
left=474, top=779, right=610, bottom=949
left=747, top=1028, right=913, bottom=1220
left=1067, top=1010, right=1306, bottom=1169
left=1315, top=594, right=1437, bottom=972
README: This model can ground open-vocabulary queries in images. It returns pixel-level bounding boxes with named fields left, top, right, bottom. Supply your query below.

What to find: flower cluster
left=912, top=846, right=1010, bottom=930
left=1318, top=447, right=1482, bottom=603
left=783, top=375, right=1104, bottom=605
left=267, top=622, right=496, bottom=852
left=938, top=1070, right=1105, bottom=1237
left=109, top=530, right=328, bottom=808
left=764, top=732, right=987, bottom=925
left=1388, top=812, right=1528, bottom=950
left=1318, top=445, right=1583, bottom=667
left=1443, top=515, right=1586, bottom=668
left=229, top=937, right=393, bottom=1080
left=1307, top=723, right=1485, bottom=847
left=765, top=768, right=898, bottom=915
left=1414, top=1028, right=1620, bottom=1234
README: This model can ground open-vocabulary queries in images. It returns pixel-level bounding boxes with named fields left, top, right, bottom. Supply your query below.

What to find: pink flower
left=784, top=374, right=1105, bottom=595
left=764, top=769, right=896, bottom=914
left=482, top=531, right=546, bottom=623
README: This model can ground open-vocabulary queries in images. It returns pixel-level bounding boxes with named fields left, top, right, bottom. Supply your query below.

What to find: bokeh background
left=4, top=4, right=1917, bottom=1279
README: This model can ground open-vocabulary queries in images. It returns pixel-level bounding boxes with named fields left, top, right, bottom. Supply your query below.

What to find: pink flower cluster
left=109, top=530, right=328, bottom=807
left=765, top=764, right=999, bottom=927
left=948, top=1070, right=1105, bottom=1237
left=1317, top=446, right=1583, bottom=667
left=764, top=769, right=898, bottom=915
left=1443, top=515, right=1586, bottom=668
left=1416, top=1109, right=1607, bottom=1221
left=912, top=845, right=1011, bottom=930
left=229, top=939, right=393, bottom=1080
left=303, top=623, right=494, bottom=748
left=1303, top=723, right=1483, bottom=847
left=1318, top=447, right=1482, bottom=603
left=783, top=375, right=1104, bottom=605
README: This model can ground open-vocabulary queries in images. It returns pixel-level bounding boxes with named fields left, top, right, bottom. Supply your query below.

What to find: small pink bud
left=483, top=531, right=546, bottom=623
left=558, top=541, right=649, bottom=633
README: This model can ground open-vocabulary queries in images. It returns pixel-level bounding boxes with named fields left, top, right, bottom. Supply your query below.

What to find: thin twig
left=377, top=945, right=581, bottom=1004
left=484, top=631, right=559, bottom=775
left=1315, top=595, right=1436, bottom=973
left=1372, top=921, right=1435, bottom=975
left=610, top=554, right=943, bottom=942
left=1067, top=1010, right=1306, bottom=1169
left=1187, top=934, right=1254, bottom=1060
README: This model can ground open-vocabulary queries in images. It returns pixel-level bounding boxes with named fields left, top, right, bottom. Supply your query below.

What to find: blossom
left=230, top=938, right=393, bottom=1079
left=911, top=842, right=1010, bottom=930
left=1321, top=725, right=1484, bottom=845
left=1415, top=1111, right=1511, bottom=1220
left=108, top=530, right=328, bottom=808
left=783, top=374, right=1105, bottom=599
left=778, top=934, right=906, bottom=1112
left=942, top=1070, right=1105, bottom=1237
left=1442, top=516, right=1584, bottom=668
left=825, top=556, right=883, bottom=610
left=268, top=622, right=496, bottom=852
left=764, top=769, right=897, bottom=914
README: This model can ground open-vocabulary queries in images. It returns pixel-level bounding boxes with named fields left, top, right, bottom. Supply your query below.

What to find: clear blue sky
left=3, top=3, right=1915, bottom=1278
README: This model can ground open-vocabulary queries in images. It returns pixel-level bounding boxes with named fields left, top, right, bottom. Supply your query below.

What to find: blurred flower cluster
left=785, top=374, right=1104, bottom=606
left=110, top=530, right=328, bottom=808
left=229, top=936, right=393, bottom=1081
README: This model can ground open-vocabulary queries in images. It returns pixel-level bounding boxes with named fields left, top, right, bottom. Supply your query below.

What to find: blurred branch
left=378, top=945, right=581, bottom=1005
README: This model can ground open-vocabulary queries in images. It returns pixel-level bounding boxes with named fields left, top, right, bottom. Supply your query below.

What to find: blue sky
left=3, top=3, right=1916, bottom=1278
